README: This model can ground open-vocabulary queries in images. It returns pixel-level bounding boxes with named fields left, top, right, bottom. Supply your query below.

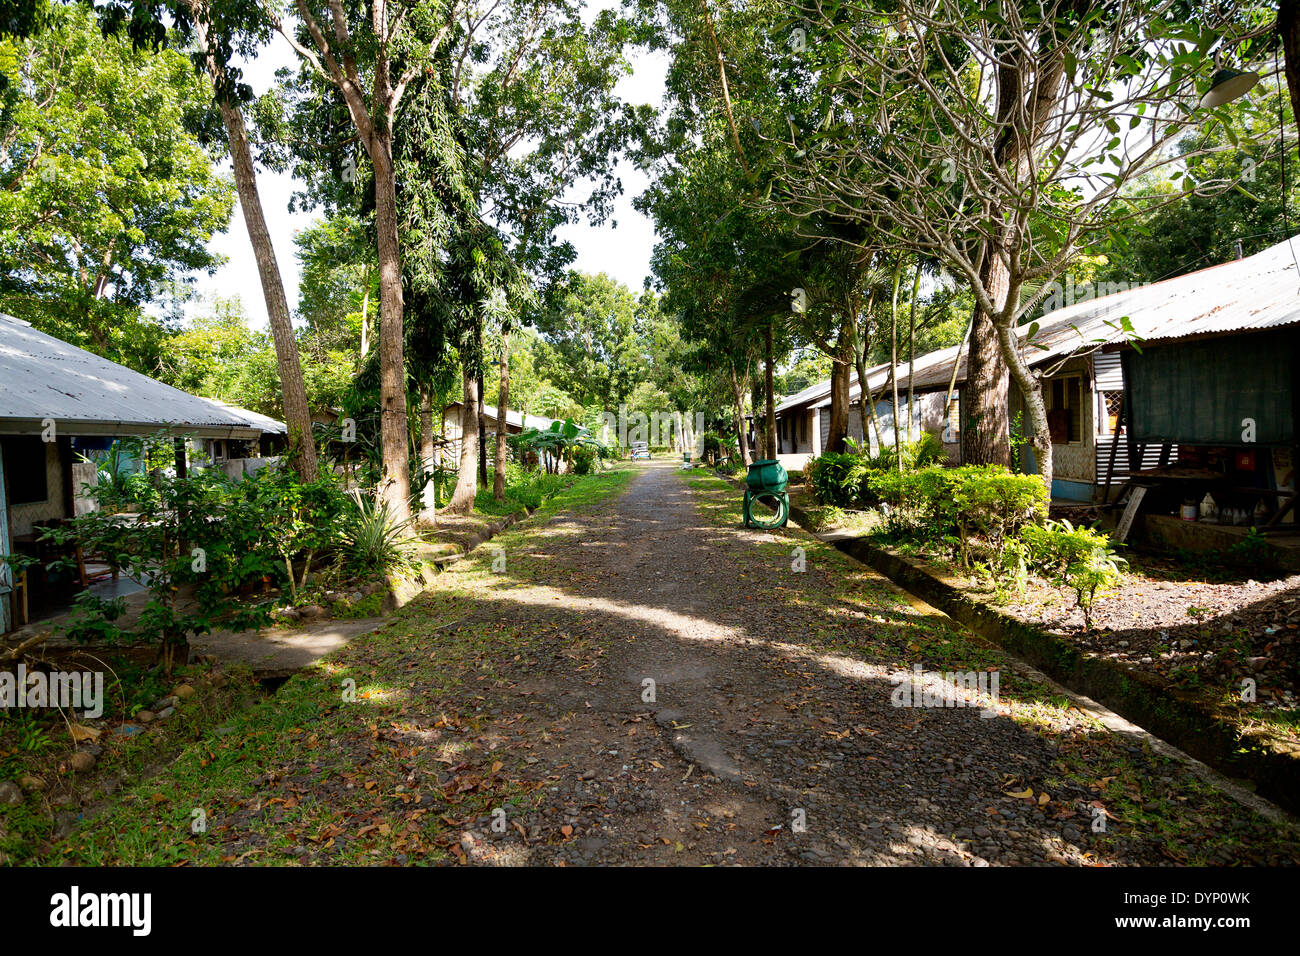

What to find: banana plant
left=510, top=419, right=607, bottom=474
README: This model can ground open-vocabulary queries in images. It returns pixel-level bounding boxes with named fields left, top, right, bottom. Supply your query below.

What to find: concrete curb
left=382, top=507, right=532, bottom=613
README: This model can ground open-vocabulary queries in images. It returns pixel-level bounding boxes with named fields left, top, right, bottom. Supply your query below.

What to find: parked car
left=630, top=441, right=651, bottom=461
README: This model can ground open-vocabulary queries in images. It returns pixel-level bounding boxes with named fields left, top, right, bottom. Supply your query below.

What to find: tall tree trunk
left=962, top=248, right=1011, bottom=468
left=996, top=322, right=1053, bottom=493
left=751, top=377, right=766, bottom=462
left=850, top=292, right=875, bottom=450
left=359, top=275, right=371, bottom=360
left=764, top=320, right=776, bottom=459
left=447, top=371, right=479, bottom=513
left=890, top=259, right=903, bottom=470
left=907, top=261, right=920, bottom=442
left=477, top=380, right=487, bottom=484
left=826, top=314, right=852, bottom=454
left=494, top=330, right=511, bottom=501
left=729, top=361, right=752, bottom=466
left=827, top=358, right=849, bottom=455
left=371, top=134, right=412, bottom=518
left=197, top=19, right=317, bottom=482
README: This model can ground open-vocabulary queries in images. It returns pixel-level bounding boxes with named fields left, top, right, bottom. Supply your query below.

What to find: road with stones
left=59, top=458, right=1296, bottom=866
left=438, top=461, right=1295, bottom=866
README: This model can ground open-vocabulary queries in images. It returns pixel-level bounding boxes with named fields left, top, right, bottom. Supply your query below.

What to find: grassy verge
left=18, top=465, right=633, bottom=866
left=0, top=658, right=266, bottom=865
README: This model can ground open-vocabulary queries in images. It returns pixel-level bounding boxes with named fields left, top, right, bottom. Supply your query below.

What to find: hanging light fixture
left=1199, top=67, right=1261, bottom=109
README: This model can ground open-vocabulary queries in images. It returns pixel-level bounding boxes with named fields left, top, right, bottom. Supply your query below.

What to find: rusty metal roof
left=904, top=234, right=1300, bottom=393
left=0, top=313, right=263, bottom=438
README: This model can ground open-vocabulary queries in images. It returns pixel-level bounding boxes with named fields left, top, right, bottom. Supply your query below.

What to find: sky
left=193, top=3, right=669, bottom=329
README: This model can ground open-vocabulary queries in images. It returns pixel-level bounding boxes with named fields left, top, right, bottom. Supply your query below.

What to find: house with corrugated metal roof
left=899, top=234, right=1300, bottom=503
left=774, top=235, right=1300, bottom=506
left=440, top=400, right=562, bottom=470
left=0, top=312, right=275, bottom=632
left=772, top=356, right=956, bottom=472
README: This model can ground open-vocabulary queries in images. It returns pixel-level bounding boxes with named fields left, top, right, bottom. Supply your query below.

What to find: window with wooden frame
left=1045, top=374, right=1083, bottom=445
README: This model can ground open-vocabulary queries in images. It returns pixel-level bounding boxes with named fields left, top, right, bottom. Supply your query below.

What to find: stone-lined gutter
left=719, top=471, right=1300, bottom=815
left=383, top=471, right=599, bottom=612
left=384, top=507, right=533, bottom=612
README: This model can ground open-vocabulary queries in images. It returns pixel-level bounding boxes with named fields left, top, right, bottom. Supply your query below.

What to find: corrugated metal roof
left=775, top=374, right=847, bottom=413
left=204, top=399, right=287, bottom=436
left=904, top=233, right=1300, bottom=393
left=444, top=400, right=559, bottom=432
left=0, top=313, right=262, bottom=438
left=775, top=236, right=1300, bottom=409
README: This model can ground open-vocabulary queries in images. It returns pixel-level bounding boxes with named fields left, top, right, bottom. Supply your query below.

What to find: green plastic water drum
left=745, top=459, right=788, bottom=494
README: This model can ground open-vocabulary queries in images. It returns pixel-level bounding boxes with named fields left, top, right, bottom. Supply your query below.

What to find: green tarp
left=1123, top=330, right=1298, bottom=447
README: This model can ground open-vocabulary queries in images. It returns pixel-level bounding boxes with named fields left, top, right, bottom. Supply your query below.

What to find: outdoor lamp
left=1199, top=68, right=1261, bottom=109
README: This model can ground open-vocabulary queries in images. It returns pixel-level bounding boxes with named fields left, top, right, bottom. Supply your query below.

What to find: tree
left=265, top=0, right=644, bottom=510
left=294, top=215, right=375, bottom=358
left=1099, top=80, right=1300, bottom=282
left=450, top=0, right=647, bottom=502
left=774, top=0, right=1269, bottom=490
left=534, top=273, right=647, bottom=413
left=190, top=1, right=319, bottom=479
left=0, top=3, right=233, bottom=369
left=262, top=0, right=468, bottom=519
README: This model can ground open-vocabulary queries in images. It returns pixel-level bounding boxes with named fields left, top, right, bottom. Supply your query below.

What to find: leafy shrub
left=1020, top=519, right=1127, bottom=628
left=867, top=465, right=963, bottom=536
left=950, top=468, right=1048, bottom=563
left=867, top=465, right=1046, bottom=564
left=872, top=433, right=948, bottom=472
left=572, top=445, right=596, bottom=475
left=701, top=431, right=736, bottom=463
left=806, top=452, right=871, bottom=507
left=804, top=505, right=846, bottom=532
left=509, top=418, right=607, bottom=474
left=338, top=490, right=418, bottom=577
left=1227, top=527, right=1276, bottom=571
left=476, top=467, right=570, bottom=514
left=23, top=436, right=350, bottom=667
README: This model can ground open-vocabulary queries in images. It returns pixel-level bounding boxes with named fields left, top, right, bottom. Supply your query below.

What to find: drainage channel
left=816, top=528, right=1297, bottom=827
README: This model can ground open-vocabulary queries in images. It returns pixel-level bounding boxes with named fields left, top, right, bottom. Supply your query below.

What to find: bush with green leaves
left=14, top=434, right=349, bottom=666
left=700, top=431, right=737, bottom=464
left=867, top=465, right=1046, bottom=565
left=807, top=435, right=950, bottom=509
left=337, top=489, right=418, bottom=578
left=866, top=433, right=948, bottom=473
left=509, top=418, right=608, bottom=474
left=1020, top=519, right=1128, bottom=628
left=234, top=465, right=348, bottom=600
left=950, top=468, right=1048, bottom=563
left=806, top=452, right=871, bottom=508
left=866, top=465, right=962, bottom=537
left=572, top=445, right=597, bottom=475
